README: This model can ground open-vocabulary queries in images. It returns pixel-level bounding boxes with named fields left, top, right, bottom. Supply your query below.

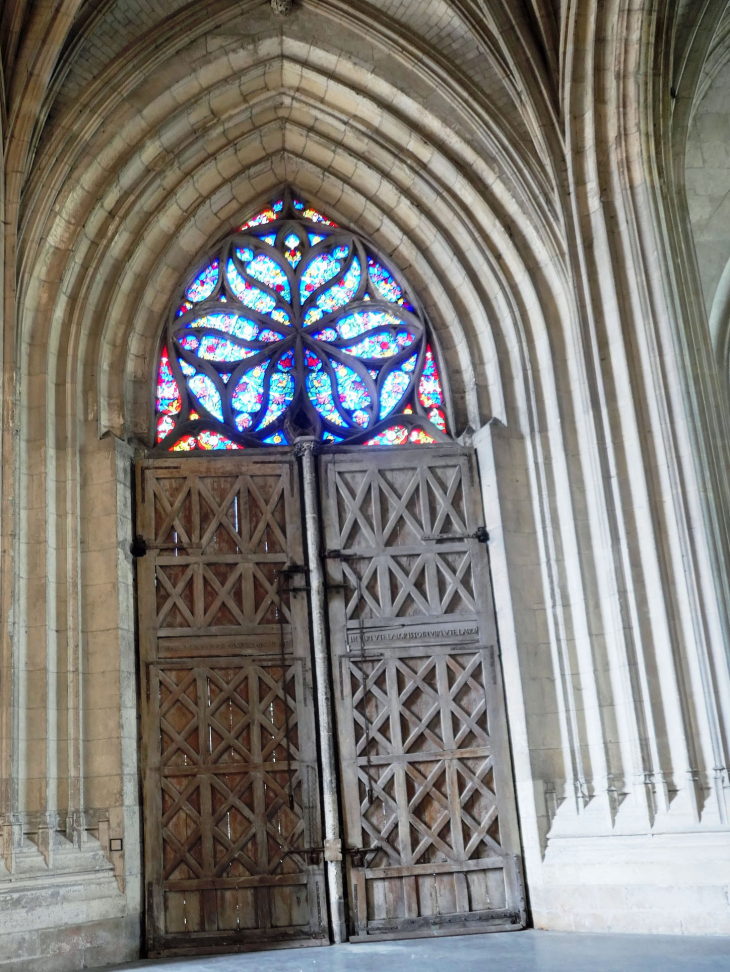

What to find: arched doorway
left=134, top=192, right=524, bottom=956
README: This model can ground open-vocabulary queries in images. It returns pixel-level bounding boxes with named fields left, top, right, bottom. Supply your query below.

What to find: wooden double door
left=135, top=446, right=524, bottom=957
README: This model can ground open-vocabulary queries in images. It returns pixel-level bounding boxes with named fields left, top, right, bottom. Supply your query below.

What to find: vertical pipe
left=298, top=440, right=346, bottom=943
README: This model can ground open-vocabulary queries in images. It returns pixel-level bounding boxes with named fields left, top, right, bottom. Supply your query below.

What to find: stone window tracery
left=154, top=190, right=451, bottom=450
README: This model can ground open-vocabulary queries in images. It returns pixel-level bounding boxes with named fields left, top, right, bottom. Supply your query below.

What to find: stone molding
left=1, top=1, right=730, bottom=965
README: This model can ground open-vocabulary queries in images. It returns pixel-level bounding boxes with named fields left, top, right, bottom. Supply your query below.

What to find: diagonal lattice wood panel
left=321, top=446, right=525, bottom=940
left=137, top=456, right=326, bottom=955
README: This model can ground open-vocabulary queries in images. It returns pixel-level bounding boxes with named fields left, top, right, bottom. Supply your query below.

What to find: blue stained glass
left=300, top=246, right=350, bottom=302
left=321, top=307, right=399, bottom=340
left=156, top=347, right=181, bottom=443
left=305, top=351, right=347, bottom=426
left=245, top=253, right=291, bottom=302
left=187, top=312, right=261, bottom=341
left=379, top=353, right=418, bottom=418
left=303, top=259, right=361, bottom=325
left=259, top=367, right=294, bottom=427
left=312, top=327, right=338, bottom=343
left=231, top=364, right=266, bottom=429
left=160, top=194, right=445, bottom=451
left=284, top=233, right=302, bottom=268
left=330, top=359, right=371, bottom=419
left=184, top=334, right=256, bottom=363
left=368, top=257, right=415, bottom=310
left=188, top=374, right=223, bottom=419
left=227, top=259, right=278, bottom=315
left=186, top=261, right=219, bottom=302
left=340, top=330, right=414, bottom=359
left=259, top=328, right=285, bottom=343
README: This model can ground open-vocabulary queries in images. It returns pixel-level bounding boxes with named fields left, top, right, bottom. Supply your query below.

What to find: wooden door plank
left=136, top=456, right=328, bottom=955
left=320, top=447, right=524, bottom=941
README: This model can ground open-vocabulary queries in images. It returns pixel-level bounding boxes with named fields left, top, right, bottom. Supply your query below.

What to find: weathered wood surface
left=136, top=456, right=327, bottom=956
left=320, top=446, right=525, bottom=940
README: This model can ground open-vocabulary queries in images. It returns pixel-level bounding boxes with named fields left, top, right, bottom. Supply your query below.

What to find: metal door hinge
left=420, top=526, right=489, bottom=543
left=345, top=846, right=380, bottom=868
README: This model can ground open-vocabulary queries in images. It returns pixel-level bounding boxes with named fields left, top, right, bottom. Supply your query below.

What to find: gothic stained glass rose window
left=154, top=191, right=451, bottom=451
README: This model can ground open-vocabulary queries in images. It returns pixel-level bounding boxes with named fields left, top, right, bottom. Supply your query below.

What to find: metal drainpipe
left=296, top=438, right=346, bottom=944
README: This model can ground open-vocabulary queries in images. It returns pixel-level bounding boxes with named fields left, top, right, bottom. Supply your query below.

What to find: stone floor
left=106, top=929, right=730, bottom=972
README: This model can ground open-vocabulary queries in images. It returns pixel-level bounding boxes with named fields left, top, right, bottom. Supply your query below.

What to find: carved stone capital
left=271, top=0, right=293, bottom=17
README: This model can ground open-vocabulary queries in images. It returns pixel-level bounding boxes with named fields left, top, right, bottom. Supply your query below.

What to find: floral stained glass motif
left=186, top=261, right=219, bottom=302
left=305, top=351, right=347, bottom=427
left=154, top=190, right=449, bottom=449
left=368, top=258, right=415, bottom=312
left=232, top=364, right=266, bottom=429
left=179, top=334, right=256, bottom=363
left=303, top=259, right=361, bottom=325
left=186, top=312, right=262, bottom=340
left=340, top=330, right=414, bottom=359
left=365, top=425, right=436, bottom=446
left=380, top=353, right=418, bottom=418
left=241, top=200, right=283, bottom=229
left=418, top=344, right=447, bottom=432
left=300, top=246, right=349, bottom=302
left=284, top=233, right=303, bottom=268
left=172, top=431, right=242, bottom=451
left=188, top=374, right=223, bottom=420
left=157, top=348, right=181, bottom=417
left=245, top=253, right=291, bottom=302
left=330, top=359, right=371, bottom=426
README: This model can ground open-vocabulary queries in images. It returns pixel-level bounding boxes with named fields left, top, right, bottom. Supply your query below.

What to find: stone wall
left=0, top=1, right=729, bottom=968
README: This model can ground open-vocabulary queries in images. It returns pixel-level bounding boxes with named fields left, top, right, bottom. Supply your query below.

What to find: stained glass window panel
left=305, top=351, right=347, bottom=427
left=240, top=200, right=283, bottom=229
left=187, top=312, right=261, bottom=340
left=330, top=359, right=371, bottom=424
left=302, top=258, right=361, bottom=324
left=157, top=347, right=181, bottom=418
left=186, top=261, right=219, bottom=302
left=300, top=247, right=349, bottom=302
left=379, top=353, right=418, bottom=418
left=340, top=330, right=414, bottom=359
left=154, top=191, right=449, bottom=449
left=231, top=364, right=267, bottom=429
left=368, top=257, right=415, bottom=311
left=188, top=374, right=223, bottom=420
left=284, top=233, right=302, bottom=268
left=245, top=253, right=291, bottom=302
